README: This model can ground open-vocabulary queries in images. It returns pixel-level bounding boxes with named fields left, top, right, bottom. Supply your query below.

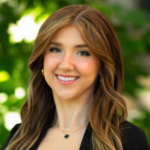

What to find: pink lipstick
left=55, top=75, right=79, bottom=85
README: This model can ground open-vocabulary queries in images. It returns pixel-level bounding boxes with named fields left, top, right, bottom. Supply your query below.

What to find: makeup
left=55, top=75, right=79, bottom=85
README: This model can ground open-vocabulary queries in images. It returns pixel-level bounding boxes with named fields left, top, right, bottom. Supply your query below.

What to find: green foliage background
left=0, top=0, right=150, bottom=148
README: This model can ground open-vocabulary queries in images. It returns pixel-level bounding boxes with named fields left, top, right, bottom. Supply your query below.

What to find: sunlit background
left=0, top=0, right=150, bottom=148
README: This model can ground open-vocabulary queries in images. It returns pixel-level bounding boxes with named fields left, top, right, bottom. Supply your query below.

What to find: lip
left=55, top=74, right=79, bottom=77
left=55, top=75, right=79, bottom=85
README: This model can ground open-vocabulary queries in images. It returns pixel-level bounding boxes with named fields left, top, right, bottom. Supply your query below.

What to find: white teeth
left=57, top=75, right=78, bottom=81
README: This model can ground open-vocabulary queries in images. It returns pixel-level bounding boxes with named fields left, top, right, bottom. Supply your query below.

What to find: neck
left=51, top=88, right=94, bottom=130
left=51, top=100, right=91, bottom=129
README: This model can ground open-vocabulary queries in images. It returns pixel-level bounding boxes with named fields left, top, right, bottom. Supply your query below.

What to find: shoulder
left=120, top=120, right=149, bottom=150
left=9, top=123, right=21, bottom=135
left=1, top=123, right=21, bottom=150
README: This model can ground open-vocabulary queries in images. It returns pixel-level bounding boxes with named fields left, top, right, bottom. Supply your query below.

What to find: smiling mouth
left=55, top=74, right=79, bottom=85
left=55, top=74, right=79, bottom=79
left=55, top=74, right=79, bottom=78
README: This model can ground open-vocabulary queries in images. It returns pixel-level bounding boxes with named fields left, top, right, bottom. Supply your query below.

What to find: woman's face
left=43, top=24, right=100, bottom=100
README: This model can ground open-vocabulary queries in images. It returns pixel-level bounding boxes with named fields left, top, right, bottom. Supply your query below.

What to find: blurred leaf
left=123, top=9, right=149, bottom=27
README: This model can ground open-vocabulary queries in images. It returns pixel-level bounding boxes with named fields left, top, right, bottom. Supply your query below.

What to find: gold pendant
left=62, top=128, right=69, bottom=131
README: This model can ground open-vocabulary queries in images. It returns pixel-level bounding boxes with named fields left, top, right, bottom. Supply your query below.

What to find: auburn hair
left=6, top=4, right=127, bottom=150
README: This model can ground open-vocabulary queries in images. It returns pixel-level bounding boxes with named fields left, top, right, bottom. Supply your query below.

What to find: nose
left=58, top=54, right=74, bottom=71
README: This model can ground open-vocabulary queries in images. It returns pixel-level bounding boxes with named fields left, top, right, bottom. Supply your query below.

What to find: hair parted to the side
left=5, top=4, right=127, bottom=150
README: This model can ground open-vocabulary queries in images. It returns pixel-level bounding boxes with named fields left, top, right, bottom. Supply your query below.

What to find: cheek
left=44, top=54, right=60, bottom=69
left=75, top=59, right=99, bottom=75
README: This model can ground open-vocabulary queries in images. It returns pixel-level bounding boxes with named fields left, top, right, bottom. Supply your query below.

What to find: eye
left=49, top=47, right=61, bottom=53
left=78, top=51, right=91, bottom=56
left=49, top=47, right=91, bottom=57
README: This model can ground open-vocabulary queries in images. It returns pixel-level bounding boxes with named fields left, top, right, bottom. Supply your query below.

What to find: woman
left=1, top=4, right=149, bottom=150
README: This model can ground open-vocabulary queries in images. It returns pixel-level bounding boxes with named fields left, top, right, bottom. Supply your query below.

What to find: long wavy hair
left=5, top=4, right=127, bottom=150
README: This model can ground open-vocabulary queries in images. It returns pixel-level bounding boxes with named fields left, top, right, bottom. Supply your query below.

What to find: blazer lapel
left=79, top=121, right=93, bottom=150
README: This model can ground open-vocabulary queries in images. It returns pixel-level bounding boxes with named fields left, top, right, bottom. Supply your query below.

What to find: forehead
left=51, top=24, right=86, bottom=44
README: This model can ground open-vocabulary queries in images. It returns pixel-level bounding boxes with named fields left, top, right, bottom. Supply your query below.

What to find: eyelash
left=49, top=47, right=91, bottom=56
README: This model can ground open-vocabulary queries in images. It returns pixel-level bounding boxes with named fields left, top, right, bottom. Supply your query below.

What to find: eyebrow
left=50, top=42, right=88, bottom=48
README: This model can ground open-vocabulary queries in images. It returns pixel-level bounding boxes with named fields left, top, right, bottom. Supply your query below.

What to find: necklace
left=57, top=119, right=89, bottom=132
left=59, top=124, right=88, bottom=139
left=56, top=105, right=89, bottom=139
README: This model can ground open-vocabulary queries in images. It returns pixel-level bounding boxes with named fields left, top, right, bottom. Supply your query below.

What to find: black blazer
left=1, top=120, right=149, bottom=150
